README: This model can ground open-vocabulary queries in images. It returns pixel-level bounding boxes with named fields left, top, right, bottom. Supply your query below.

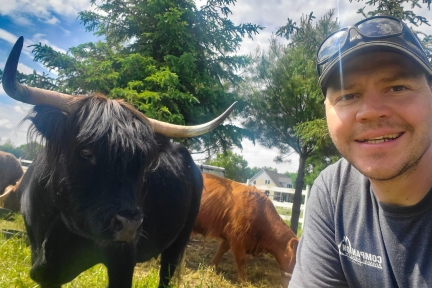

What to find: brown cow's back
left=193, top=173, right=298, bottom=286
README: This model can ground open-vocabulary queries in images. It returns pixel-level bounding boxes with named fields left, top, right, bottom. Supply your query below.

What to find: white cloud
left=0, top=60, right=37, bottom=75
left=0, top=118, right=13, bottom=129
left=0, top=0, right=93, bottom=26
left=0, top=100, right=32, bottom=146
left=17, top=62, right=35, bottom=74
left=0, top=29, right=18, bottom=44
left=14, top=105, right=28, bottom=114
left=0, top=30, right=42, bottom=61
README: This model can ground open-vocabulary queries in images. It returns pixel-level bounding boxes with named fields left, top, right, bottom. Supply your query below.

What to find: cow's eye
left=80, top=148, right=93, bottom=160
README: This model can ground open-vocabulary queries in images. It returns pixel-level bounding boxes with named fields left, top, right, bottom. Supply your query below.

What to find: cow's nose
left=112, top=214, right=143, bottom=242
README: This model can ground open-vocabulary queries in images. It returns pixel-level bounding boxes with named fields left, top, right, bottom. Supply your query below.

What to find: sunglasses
left=316, top=16, right=427, bottom=77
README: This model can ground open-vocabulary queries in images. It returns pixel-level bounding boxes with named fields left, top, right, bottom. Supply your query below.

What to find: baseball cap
left=317, top=16, right=432, bottom=90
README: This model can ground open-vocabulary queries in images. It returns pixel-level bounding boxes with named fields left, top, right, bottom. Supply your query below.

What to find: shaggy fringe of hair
left=21, top=94, right=160, bottom=184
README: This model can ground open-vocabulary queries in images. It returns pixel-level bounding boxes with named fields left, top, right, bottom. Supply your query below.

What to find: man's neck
left=370, top=148, right=432, bottom=206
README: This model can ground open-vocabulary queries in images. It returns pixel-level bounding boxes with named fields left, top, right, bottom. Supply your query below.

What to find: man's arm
left=289, top=177, right=348, bottom=287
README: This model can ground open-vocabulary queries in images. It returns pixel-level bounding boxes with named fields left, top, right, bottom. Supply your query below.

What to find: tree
left=205, top=150, right=250, bottom=182
left=0, top=140, right=42, bottom=160
left=350, top=0, right=432, bottom=59
left=0, top=0, right=261, bottom=154
left=240, top=11, right=339, bottom=234
left=0, top=140, right=18, bottom=157
left=351, top=0, right=430, bottom=25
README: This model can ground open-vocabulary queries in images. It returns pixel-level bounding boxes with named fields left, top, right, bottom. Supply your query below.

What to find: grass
left=275, top=207, right=304, bottom=218
left=0, top=215, right=288, bottom=288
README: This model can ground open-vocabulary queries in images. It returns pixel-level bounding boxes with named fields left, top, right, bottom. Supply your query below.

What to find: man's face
left=325, top=52, right=432, bottom=181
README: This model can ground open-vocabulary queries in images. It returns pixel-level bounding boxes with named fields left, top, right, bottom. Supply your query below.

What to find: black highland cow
left=2, top=37, right=236, bottom=288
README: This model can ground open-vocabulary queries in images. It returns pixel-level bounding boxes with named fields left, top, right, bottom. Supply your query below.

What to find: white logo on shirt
left=338, top=236, right=383, bottom=269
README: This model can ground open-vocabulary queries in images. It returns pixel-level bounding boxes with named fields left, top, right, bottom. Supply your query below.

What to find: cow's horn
left=149, top=101, right=237, bottom=138
left=2, top=36, right=75, bottom=109
left=3, top=37, right=236, bottom=138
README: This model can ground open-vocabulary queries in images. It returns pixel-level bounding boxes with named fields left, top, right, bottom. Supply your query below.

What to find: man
left=289, top=16, right=432, bottom=287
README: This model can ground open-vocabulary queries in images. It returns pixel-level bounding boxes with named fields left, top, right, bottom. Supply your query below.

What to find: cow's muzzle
left=111, top=213, right=143, bottom=242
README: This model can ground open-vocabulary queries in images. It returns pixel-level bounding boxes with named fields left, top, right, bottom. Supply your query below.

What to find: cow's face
left=30, top=97, right=159, bottom=243
left=280, top=237, right=299, bottom=287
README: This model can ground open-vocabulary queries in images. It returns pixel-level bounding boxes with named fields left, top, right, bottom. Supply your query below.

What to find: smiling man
left=289, top=16, right=432, bottom=287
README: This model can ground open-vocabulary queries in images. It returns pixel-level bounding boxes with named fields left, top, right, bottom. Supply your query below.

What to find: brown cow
left=0, top=177, right=22, bottom=212
left=0, top=151, right=23, bottom=197
left=193, top=173, right=299, bottom=287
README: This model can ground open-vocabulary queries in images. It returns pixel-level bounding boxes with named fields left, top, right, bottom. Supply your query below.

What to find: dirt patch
left=184, top=234, right=282, bottom=287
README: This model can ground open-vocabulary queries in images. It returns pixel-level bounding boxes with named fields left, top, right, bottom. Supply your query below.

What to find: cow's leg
left=30, top=218, right=102, bottom=287
left=158, top=227, right=191, bottom=288
left=158, top=206, right=200, bottom=288
left=211, top=239, right=230, bottom=269
left=230, top=243, right=247, bottom=282
left=104, top=243, right=137, bottom=288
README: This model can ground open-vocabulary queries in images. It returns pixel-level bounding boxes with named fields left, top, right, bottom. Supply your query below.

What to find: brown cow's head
left=280, top=237, right=299, bottom=287
left=0, top=178, right=22, bottom=213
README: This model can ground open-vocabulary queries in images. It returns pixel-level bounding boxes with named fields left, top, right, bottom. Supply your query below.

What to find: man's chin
left=351, top=161, right=414, bottom=182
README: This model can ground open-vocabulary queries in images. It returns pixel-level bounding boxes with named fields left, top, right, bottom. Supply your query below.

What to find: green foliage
left=77, top=0, right=262, bottom=153
left=0, top=0, right=263, bottom=154
left=0, top=140, right=42, bottom=160
left=284, top=172, right=298, bottom=188
left=204, top=150, right=250, bottom=182
left=350, top=0, right=430, bottom=25
left=242, top=11, right=338, bottom=161
left=240, top=11, right=340, bottom=234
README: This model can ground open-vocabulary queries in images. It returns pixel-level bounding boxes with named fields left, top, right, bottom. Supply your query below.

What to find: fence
left=18, top=158, right=32, bottom=171
left=252, top=185, right=310, bottom=229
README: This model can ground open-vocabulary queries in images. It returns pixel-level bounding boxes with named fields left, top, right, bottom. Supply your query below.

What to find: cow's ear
left=26, top=105, right=67, bottom=142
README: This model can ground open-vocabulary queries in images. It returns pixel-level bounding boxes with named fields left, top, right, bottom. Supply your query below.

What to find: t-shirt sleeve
left=289, top=174, right=348, bottom=288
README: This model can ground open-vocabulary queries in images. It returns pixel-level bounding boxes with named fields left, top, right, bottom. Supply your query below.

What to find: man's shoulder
left=314, top=158, right=368, bottom=196
left=318, top=157, right=361, bottom=180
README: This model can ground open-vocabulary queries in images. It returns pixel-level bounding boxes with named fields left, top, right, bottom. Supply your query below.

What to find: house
left=247, top=169, right=297, bottom=202
left=247, top=168, right=311, bottom=229
left=248, top=169, right=293, bottom=188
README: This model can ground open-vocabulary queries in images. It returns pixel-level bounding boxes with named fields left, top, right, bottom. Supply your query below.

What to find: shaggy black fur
left=17, top=94, right=203, bottom=288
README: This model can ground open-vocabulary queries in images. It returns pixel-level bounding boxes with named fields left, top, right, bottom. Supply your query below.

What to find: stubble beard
left=332, top=122, right=431, bottom=182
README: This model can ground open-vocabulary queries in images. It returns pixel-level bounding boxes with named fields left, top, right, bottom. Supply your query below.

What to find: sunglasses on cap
left=316, top=16, right=432, bottom=88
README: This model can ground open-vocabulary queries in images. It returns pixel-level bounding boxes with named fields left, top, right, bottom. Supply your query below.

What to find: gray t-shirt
left=289, top=158, right=432, bottom=288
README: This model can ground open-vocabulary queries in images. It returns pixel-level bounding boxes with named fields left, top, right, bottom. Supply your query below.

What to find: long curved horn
left=149, top=101, right=237, bottom=138
left=2, top=36, right=75, bottom=109
left=3, top=37, right=236, bottom=138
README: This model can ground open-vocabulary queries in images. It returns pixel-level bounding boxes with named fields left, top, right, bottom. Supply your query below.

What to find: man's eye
left=390, top=86, right=405, bottom=92
left=337, top=94, right=356, bottom=102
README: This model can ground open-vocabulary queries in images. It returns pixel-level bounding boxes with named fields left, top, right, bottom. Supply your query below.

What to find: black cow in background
left=2, top=37, right=236, bottom=288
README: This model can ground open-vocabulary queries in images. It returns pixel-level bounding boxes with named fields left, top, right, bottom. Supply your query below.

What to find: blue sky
left=1, top=0, right=430, bottom=173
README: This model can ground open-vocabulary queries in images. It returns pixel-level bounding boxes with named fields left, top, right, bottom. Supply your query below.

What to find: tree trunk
left=290, top=154, right=307, bottom=235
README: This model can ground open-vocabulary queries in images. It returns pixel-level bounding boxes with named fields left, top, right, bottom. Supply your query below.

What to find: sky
left=0, top=0, right=431, bottom=173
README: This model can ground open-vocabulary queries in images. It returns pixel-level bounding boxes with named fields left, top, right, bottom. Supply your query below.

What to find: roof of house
left=264, top=169, right=292, bottom=187
left=250, top=169, right=292, bottom=188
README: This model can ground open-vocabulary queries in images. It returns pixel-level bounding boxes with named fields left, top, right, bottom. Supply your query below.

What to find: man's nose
left=355, top=91, right=393, bottom=122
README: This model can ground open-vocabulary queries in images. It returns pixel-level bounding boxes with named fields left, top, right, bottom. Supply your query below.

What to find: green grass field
left=275, top=207, right=303, bottom=219
left=0, top=214, right=287, bottom=288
